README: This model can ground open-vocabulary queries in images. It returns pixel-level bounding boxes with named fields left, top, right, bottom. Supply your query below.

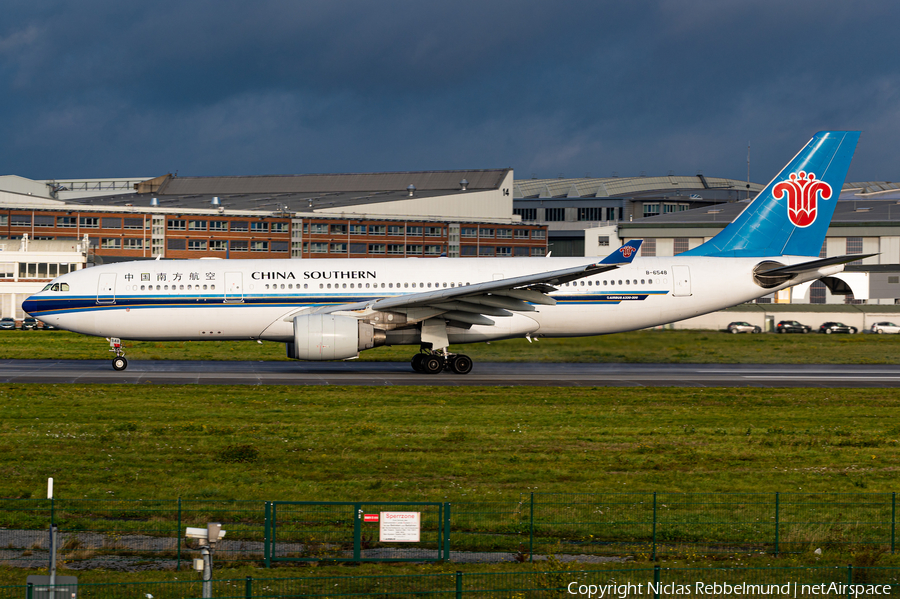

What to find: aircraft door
left=225, top=272, right=244, bottom=302
left=97, top=273, right=116, bottom=304
left=672, top=265, right=692, bottom=297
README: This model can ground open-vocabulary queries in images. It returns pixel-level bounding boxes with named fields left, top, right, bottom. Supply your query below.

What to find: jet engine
left=286, top=314, right=385, bottom=360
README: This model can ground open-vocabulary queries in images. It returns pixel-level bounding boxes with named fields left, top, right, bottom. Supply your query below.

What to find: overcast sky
left=1, top=1, right=898, bottom=184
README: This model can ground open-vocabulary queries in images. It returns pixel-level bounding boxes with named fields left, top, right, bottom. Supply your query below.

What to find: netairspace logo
left=566, top=580, right=893, bottom=597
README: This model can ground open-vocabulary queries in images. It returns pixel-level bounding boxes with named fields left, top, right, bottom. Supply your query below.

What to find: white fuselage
left=25, top=256, right=840, bottom=346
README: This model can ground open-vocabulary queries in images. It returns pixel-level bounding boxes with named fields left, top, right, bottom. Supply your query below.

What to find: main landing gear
left=410, top=349, right=473, bottom=375
left=108, top=337, right=128, bottom=371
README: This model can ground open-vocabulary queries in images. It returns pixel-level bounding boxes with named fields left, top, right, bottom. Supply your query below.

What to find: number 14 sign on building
left=379, top=512, right=421, bottom=542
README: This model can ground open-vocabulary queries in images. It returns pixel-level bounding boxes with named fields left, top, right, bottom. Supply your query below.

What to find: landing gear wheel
left=112, top=356, right=128, bottom=371
left=411, top=354, right=426, bottom=372
left=450, top=354, right=473, bottom=374
left=422, top=355, right=443, bottom=374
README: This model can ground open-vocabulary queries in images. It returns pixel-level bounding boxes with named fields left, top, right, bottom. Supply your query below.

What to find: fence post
left=264, top=502, right=271, bottom=568
left=176, top=497, right=182, bottom=571
left=27, top=583, right=33, bottom=599
left=353, top=503, right=362, bottom=562
left=653, top=565, right=660, bottom=599
left=443, top=503, right=452, bottom=561
left=891, top=492, right=897, bottom=553
left=456, top=571, right=463, bottom=599
left=529, top=492, right=534, bottom=563
left=652, top=492, right=657, bottom=562
left=245, top=576, right=252, bottom=599
left=50, top=497, right=55, bottom=528
left=774, top=492, right=780, bottom=558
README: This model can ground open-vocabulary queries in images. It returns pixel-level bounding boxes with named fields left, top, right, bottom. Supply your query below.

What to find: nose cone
left=22, top=294, right=38, bottom=316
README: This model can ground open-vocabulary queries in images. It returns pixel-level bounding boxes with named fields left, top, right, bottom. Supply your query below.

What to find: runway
left=0, top=359, right=898, bottom=387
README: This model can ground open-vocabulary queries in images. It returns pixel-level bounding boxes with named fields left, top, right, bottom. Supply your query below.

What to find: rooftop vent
left=460, top=179, right=469, bottom=191
left=211, top=196, right=221, bottom=206
left=407, top=184, right=416, bottom=197
left=707, top=209, right=723, bottom=214
left=150, top=197, right=159, bottom=207
left=855, top=207, right=872, bottom=212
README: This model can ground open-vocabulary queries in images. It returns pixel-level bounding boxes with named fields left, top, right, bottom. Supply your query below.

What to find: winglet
left=598, top=239, right=643, bottom=265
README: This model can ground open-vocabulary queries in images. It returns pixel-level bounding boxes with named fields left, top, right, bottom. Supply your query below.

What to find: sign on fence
left=267, top=501, right=447, bottom=563
left=379, top=512, right=420, bottom=542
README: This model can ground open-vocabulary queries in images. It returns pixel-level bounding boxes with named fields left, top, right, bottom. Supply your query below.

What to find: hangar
left=2, top=168, right=899, bottom=322
left=0, top=170, right=547, bottom=319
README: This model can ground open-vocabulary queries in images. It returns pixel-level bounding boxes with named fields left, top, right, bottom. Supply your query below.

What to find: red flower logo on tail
left=619, top=245, right=635, bottom=258
left=773, top=171, right=832, bottom=228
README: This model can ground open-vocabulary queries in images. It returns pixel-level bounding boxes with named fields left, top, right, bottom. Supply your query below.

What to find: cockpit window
left=45, top=283, right=69, bottom=292
left=42, top=284, right=53, bottom=291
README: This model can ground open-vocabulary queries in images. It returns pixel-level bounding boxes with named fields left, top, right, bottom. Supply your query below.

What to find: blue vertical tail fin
left=682, top=131, right=860, bottom=257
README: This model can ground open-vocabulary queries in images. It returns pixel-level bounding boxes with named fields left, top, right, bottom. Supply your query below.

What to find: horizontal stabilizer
left=757, top=254, right=876, bottom=277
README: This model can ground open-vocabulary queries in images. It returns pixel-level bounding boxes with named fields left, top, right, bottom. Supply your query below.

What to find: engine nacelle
left=286, top=314, right=384, bottom=361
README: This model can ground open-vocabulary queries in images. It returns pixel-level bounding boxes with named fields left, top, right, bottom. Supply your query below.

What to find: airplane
left=23, top=131, right=864, bottom=374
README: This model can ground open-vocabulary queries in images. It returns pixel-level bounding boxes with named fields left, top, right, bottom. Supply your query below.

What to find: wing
left=316, top=240, right=643, bottom=327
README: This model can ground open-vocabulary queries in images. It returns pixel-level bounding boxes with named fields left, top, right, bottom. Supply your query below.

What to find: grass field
left=2, top=384, right=898, bottom=500
left=2, top=333, right=899, bottom=582
left=2, top=382, right=900, bottom=583
left=1, top=328, right=899, bottom=363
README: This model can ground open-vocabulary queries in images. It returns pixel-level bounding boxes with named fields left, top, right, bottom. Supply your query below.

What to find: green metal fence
left=0, top=492, right=896, bottom=567
left=526, top=492, right=898, bottom=560
left=4, top=567, right=900, bottom=599
left=267, top=501, right=449, bottom=563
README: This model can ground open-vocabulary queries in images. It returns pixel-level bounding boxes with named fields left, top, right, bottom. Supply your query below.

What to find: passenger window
left=140, top=285, right=145, bottom=290
left=618, top=280, right=622, bottom=285
left=180, top=285, right=184, bottom=290
left=404, top=283, right=408, bottom=288
left=304, top=284, right=308, bottom=289
left=210, top=285, right=215, bottom=290
left=641, top=279, right=645, bottom=284
left=327, top=283, right=332, bottom=289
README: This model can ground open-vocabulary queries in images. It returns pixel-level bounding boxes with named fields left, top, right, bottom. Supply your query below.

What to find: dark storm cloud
left=1, top=1, right=898, bottom=182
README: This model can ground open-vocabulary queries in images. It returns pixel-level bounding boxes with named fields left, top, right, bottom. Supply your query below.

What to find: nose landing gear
left=410, top=349, right=473, bottom=375
left=108, top=337, right=128, bottom=371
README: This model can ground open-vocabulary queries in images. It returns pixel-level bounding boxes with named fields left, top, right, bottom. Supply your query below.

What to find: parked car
left=871, top=322, right=900, bottom=334
left=21, top=317, right=38, bottom=330
left=727, top=321, right=761, bottom=334
left=776, top=320, right=811, bottom=334
left=38, top=320, right=57, bottom=330
left=0, top=317, right=16, bottom=330
left=818, top=321, right=857, bottom=334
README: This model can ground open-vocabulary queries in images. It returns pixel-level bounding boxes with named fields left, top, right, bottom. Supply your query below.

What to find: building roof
left=514, top=175, right=765, bottom=199
left=619, top=196, right=900, bottom=230
left=65, top=169, right=511, bottom=215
